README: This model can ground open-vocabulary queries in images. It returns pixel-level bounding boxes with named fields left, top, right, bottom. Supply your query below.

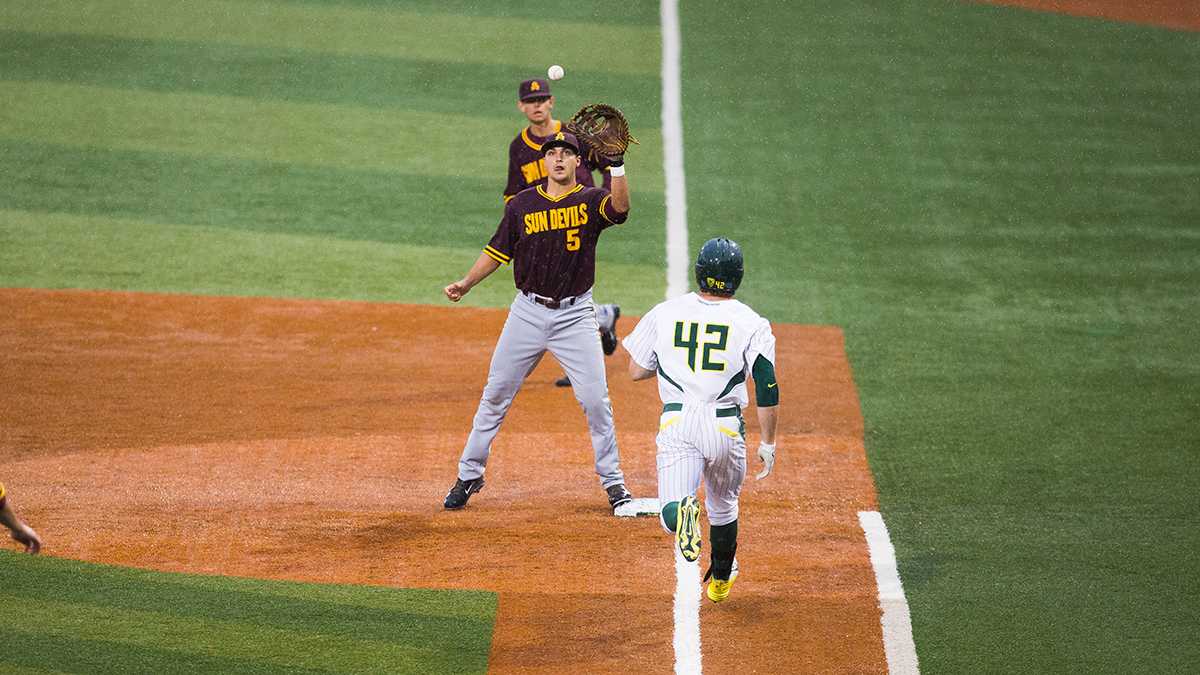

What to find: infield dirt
left=3, top=288, right=885, bottom=673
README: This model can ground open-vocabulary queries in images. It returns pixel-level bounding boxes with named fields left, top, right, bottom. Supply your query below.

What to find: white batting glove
left=755, top=442, right=776, bottom=480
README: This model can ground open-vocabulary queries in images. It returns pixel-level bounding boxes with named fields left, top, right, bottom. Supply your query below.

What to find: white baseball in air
left=547, top=64, right=565, bottom=80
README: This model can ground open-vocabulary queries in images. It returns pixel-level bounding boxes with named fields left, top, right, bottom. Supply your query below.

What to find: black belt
left=662, top=402, right=740, bottom=417
left=524, top=291, right=577, bottom=310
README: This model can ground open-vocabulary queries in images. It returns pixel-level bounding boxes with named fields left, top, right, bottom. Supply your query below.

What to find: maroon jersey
left=484, top=184, right=627, bottom=299
left=504, top=121, right=611, bottom=202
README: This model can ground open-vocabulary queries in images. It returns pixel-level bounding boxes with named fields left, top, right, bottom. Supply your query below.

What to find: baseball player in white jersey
left=622, top=238, right=779, bottom=603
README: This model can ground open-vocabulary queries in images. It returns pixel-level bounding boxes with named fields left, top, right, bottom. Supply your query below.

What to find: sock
left=661, top=501, right=679, bottom=533
left=709, top=520, right=738, bottom=580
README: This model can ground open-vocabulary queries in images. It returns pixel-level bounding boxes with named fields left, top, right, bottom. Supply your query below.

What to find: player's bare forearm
left=756, top=405, right=778, bottom=445
left=610, top=173, right=630, bottom=214
left=628, top=358, right=655, bottom=381
left=445, top=253, right=501, bottom=302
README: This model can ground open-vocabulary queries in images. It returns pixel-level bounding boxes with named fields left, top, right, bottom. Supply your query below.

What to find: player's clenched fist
left=444, top=280, right=469, bottom=302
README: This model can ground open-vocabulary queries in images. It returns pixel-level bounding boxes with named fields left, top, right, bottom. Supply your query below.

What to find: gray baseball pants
left=457, top=289, right=626, bottom=488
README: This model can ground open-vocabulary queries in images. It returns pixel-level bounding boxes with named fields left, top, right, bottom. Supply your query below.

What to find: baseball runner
left=505, top=78, right=621, bottom=387
left=443, top=129, right=635, bottom=512
left=622, top=238, right=779, bottom=603
left=0, top=483, right=43, bottom=554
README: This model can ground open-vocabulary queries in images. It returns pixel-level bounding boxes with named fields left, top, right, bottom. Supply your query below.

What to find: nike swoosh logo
left=767, top=383, right=777, bottom=388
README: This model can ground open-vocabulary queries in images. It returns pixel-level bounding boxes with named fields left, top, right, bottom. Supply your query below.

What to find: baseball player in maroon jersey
left=443, top=130, right=634, bottom=512
left=504, top=78, right=611, bottom=203
left=0, top=483, right=42, bottom=554
left=506, top=78, right=621, bottom=387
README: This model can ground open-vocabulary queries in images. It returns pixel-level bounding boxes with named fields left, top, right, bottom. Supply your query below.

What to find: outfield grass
left=0, top=5, right=666, bottom=303
left=0, top=551, right=495, bottom=673
left=680, top=1, right=1200, bottom=672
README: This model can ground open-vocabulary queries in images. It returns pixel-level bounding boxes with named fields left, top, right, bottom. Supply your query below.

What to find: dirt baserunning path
left=2, top=288, right=885, bottom=673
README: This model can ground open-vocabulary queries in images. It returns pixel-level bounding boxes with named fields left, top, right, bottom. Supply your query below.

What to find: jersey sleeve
left=621, top=306, right=659, bottom=371
left=0, top=482, right=6, bottom=507
left=484, top=202, right=518, bottom=265
left=746, top=318, right=779, bottom=406
left=596, top=189, right=627, bottom=226
left=746, top=317, right=777, bottom=368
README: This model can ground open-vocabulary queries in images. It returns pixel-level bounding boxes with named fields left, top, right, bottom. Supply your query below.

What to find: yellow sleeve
left=0, top=482, right=6, bottom=503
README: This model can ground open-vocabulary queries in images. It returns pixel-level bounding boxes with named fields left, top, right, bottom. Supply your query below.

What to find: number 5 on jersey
left=565, top=228, right=580, bottom=251
left=674, top=321, right=729, bottom=372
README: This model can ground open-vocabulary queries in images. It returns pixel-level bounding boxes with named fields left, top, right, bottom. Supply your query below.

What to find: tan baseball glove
left=565, top=103, right=639, bottom=165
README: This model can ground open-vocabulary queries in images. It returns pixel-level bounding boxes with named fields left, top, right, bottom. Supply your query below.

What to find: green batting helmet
left=694, top=237, right=743, bottom=296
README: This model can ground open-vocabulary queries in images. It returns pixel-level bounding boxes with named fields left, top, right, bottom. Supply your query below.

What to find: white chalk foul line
left=673, top=546, right=703, bottom=674
left=858, top=511, right=920, bottom=674
left=661, top=8, right=700, bottom=670
left=660, top=0, right=689, bottom=299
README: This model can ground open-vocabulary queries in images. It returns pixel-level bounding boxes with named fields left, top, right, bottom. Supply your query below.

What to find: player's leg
left=700, top=410, right=748, bottom=602
left=657, top=407, right=705, bottom=561
left=546, top=296, right=627, bottom=498
left=595, top=302, right=621, bottom=355
left=447, top=294, right=547, bottom=508
left=554, top=302, right=619, bottom=388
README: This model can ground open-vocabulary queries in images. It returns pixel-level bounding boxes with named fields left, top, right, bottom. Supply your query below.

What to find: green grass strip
left=264, top=0, right=662, bottom=26
left=0, top=140, right=666, bottom=274
left=0, top=0, right=659, bottom=76
left=678, top=1, right=1200, bottom=672
left=0, top=550, right=494, bottom=674
left=0, top=29, right=661, bottom=123
left=0, top=80, right=665, bottom=192
left=0, top=208, right=667, bottom=309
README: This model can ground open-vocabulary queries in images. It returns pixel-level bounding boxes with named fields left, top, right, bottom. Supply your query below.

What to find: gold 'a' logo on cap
left=530, top=81, right=541, bottom=91
left=555, top=131, right=564, bottom=141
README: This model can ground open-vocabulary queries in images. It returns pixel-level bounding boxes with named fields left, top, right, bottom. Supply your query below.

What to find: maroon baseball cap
left=518, top=78, right=552, bottom=101
left=541, top=130, right=580, bottom=155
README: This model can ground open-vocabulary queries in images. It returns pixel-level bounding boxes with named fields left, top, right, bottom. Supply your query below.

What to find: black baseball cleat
left=606, top=483, right=634, bottom=510
left=598, top=304, right=621, bottom=356
left=555, top=376, right=571, bottom=387
left=444, top=477, right=485, bottom=510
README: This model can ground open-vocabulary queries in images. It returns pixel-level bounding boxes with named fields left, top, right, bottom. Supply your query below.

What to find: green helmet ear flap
left=694, top=238, right=744, bottom=295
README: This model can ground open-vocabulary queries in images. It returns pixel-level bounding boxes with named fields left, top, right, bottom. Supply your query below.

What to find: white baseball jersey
left=623, top=292, right=777, bottom=528
left=623, top=292, right=776, bottom=409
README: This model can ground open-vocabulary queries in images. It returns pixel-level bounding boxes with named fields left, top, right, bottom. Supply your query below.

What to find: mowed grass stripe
left=2, top=554, right=494, bottom=646
left=0, top=140, right=666, bottom=268
left=0, top=80, right=666, bottom=191
left=267, top=0, right=662, bottom=26
left=6, top=598, right=476, bottom=672
left=0, top=30, right=662, bottom=125
left=3, top=629, right=328, bottom=675
left=0, top=80, right=508, bottom=182
left=0, top=139, right=503, bottom=248
left=0, top=208, right=668, bottom=310
left=0, top=551, right=493, bottom=674
left=0, top=0, right=659, bottom=76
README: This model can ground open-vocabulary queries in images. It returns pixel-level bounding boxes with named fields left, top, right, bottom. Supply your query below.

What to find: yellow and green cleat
left=707, top=577, right=735, bottom=603
left=705, top=559, right=739, bottom=603
left=676, top=495, right=702, bottom=562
